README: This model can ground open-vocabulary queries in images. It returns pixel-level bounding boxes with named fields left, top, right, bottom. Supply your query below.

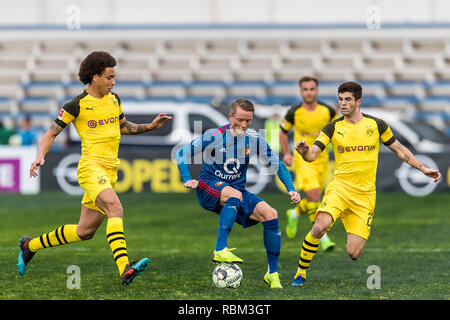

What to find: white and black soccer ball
left=212, top=263, right=243, bottom=288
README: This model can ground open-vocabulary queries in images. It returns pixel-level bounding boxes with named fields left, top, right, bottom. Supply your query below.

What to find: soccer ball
left=212, top=263, right=243, bottom=288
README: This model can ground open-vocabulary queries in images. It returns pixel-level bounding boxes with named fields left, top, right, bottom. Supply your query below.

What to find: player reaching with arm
left=176, top=99, right=300, bottom=288
left=19, top=51, right=172, bottom=286
left=291, top=81, right=440, bottom=286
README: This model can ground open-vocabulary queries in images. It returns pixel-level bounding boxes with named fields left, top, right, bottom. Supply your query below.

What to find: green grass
left=0, top=191, right=449, bottom=300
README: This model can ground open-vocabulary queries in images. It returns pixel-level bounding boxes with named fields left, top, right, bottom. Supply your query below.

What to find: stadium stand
left=0, top=27, right=449, bottom=134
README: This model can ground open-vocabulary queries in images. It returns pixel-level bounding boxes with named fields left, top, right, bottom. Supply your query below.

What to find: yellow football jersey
left=280, top=101, right=337, bottom=162
left=55, top=90, right=124, bottom=168
left=314, top=113, right=396, bottom=194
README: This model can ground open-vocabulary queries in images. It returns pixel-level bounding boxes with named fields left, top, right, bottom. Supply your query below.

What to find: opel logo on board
left=395, top=154, right=439, bottom=197
left=53, top=154, right=83, bottom=195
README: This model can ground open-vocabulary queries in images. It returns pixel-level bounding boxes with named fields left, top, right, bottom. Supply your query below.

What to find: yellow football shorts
left=315, top=181, right=376, bottom=240
left=293, top=156, right=329, bottom=192
left=77, top=162, right=118, bottom=215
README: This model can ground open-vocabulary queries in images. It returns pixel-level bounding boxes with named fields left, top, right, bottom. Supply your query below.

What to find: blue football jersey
left=176, top=124, right=295, bottom=192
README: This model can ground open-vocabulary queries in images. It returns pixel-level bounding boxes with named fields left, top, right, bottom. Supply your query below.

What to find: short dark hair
left=299, top=76, right=318, bottom=87
left=78, top=51, right=117, bottom=85
left=338, top=81, right=362, bottom=100
left=230, top=99, right=255, bottom=115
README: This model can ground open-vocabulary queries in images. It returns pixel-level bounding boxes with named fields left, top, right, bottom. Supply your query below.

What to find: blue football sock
left=263, top=218, right=281, bottom=273
left=215, top=197, right=241, bottom=251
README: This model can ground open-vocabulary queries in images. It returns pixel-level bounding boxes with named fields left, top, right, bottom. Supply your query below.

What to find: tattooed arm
left=388, top=139, right=441, bottom=182
left=119, top=113, right=173, bottom=135
left=30, top=121, right=64, bottom=177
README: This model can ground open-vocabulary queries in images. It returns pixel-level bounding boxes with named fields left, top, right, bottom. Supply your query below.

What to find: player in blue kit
left=176, top=99, right=300, bottom=288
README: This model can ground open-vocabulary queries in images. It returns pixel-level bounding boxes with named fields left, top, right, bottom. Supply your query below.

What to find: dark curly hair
left=78, top=51, right=117, bottom=85
left=338, top=81, right=362, bottom=100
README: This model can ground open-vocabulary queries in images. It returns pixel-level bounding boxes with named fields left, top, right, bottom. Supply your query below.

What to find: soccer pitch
left=1, top=191, right=448, bottom=300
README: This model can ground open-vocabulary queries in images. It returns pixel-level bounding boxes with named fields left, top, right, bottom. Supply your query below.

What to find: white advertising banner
left=0, top=146, right=39, bottom=194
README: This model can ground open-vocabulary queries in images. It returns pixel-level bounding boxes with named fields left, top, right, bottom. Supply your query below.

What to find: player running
left=291, top=81, right=441, bottom=286
left=18, top=51, right=172, bottom=286
left=176, top=99, right=300, bottom=288
left=280, top=76, right=337, bottom=251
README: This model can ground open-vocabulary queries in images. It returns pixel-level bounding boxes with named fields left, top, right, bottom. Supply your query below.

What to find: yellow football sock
left=306, top=201, right=320, bottom=223
left=296, top=199, right=308, bottom=216
left=296, top=200, right=320, bottom=222
left=297, top=231, right=320, bottom=276
left=106, top=217, right=129, bottom=275
left=28, top=224, right=82, bottom=252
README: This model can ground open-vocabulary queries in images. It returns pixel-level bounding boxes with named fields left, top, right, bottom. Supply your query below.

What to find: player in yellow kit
left=17, top=51, right=172, bottom=286
left=280, top=76, right=337, bottom=251
left=291, top=81, right=441, bottom=286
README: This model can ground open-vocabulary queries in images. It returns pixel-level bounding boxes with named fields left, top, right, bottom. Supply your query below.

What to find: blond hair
left=230, top=99, right=255, bottom=115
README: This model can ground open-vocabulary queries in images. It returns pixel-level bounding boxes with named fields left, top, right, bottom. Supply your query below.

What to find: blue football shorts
left=196, top=178, right=263, bottom=228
